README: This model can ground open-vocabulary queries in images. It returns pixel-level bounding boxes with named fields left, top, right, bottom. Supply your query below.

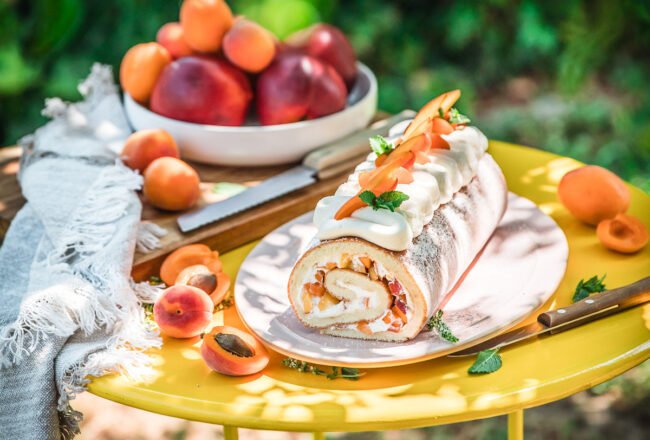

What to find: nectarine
left=154, top=285, right=213, bottom=338
left=180, top=0, right=233, bottom=52
left=200, top=326, right=269, bottom=376
left=143, top=157, right=201, bottom=211
left=120, top=42, right=171, bottom=104
left=121, top=129, right=180, bottom=172
left=558, top=165, right=630, bottom=225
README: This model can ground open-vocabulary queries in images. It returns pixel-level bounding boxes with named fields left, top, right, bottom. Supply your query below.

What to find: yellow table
left=88, top=142, right=650, bottom=440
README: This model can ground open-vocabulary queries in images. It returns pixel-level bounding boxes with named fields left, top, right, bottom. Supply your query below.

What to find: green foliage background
left=1, top=0, right=649, bottom=190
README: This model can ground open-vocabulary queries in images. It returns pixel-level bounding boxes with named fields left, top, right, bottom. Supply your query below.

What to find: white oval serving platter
left=234, top=193, right=569, bottom=367
left=124, top=62, right=377, bottom=167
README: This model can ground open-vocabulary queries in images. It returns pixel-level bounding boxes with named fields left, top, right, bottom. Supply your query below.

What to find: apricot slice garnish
left=200, top=326, right=269, bottom=376
left=596, top=214, right=648, bottom=254
left=160, top=244, right=222, bottom=286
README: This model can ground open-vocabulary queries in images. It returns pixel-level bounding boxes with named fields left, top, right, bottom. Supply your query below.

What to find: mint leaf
left=438, top=108, right=445, bottom=118
left=360, top=190, right=409, bottom=212
left=448, top=108, right=471, bottom=124
left=369, top=135, right=394, bottom=156
left=359, top=190, right=376, bottom=206
left=425, top=310, right=459, bottom=343
left=468, top=349, right=502, bottom=374
left=572, top=274, right=606, bottom=303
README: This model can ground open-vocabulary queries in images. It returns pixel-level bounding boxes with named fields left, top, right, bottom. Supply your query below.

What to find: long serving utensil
left=177, top=110, right=416, bottom=233
left=448, top=276, right=650, bottom=357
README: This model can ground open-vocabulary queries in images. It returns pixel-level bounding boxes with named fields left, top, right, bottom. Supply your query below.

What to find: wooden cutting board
left=0, top=144, right=359, bottom=268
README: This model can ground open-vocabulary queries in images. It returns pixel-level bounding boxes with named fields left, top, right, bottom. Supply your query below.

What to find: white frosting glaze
left=314, top=126, right=489, bottom=251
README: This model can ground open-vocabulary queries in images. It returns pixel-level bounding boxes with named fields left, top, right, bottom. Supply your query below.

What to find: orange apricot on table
left=160, top=244, right=223, bottom=286
left=121, top=129, right=180, bottom=172
left=596, top=214, right=648, bottom=254
left=143, top=157, right=200, bottom=212
left=180, top=0, right=233, bottom=52
left=175, top=264, right=231, bottom=305
left=153, top=285, right=213, bottom=338
left=223, top=18, right=276, bottom=73
left=120, top=42, right=171, bottom=104
left=156, top=22, right=194, bottom=59
left=558, top=165, right=630, bottom=225
left=200, top=326, right=270, bottom=376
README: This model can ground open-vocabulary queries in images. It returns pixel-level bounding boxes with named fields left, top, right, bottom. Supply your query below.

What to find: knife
left=448, top=276, right=650, bottom=357
left=177, top=110, right=416, bottom=233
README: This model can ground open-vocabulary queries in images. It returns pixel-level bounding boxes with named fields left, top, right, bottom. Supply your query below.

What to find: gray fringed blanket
left=0, top=64, right=164, bottom=439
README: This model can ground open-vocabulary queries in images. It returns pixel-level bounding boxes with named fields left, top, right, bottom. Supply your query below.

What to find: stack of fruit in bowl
left=120, top=0, right=377, bottom=166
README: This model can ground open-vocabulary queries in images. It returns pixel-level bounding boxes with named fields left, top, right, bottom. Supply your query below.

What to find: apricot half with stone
left=200, top=326, right=269, bottom=376
left=175, top=264, right=231, bottom=305
left=160, top=244, right=223, bottom=286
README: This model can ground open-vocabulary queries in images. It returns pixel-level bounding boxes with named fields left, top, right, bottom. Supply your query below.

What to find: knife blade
left=177, top=110, right=416, bottom=233
left=448, top=276, right=650, bottom=357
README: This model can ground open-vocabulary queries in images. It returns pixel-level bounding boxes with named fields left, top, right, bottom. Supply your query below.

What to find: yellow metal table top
left=88, top=141, right=650, bottom=432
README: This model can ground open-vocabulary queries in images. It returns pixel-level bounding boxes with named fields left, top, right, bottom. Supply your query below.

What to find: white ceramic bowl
left=124, top=62, right=377, bottom=166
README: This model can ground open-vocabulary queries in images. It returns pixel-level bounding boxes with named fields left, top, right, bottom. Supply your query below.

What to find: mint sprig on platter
left=425, top=310, right=459, bottom=343
left=572, top=274, right=606, bottom=303
left=282, top=358, right=364, bottom=381
left=369, top=135, right=394, bottom=156
left=468, top=348, right=502, bottom=374
left=359, top=190, right=409, bottom=212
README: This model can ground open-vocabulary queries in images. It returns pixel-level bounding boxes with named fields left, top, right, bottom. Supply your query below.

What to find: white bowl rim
left=124, top=62, right=377, bottom=133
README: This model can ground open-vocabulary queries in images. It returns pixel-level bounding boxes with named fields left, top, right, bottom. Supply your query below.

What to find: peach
left=150, top=55, right=252, bottom=126
left=180, top=0, right=233, bottom=52
left=153, top=285, right=213, bottom=338
left=156, top=22, right=194, bottom=59
left=597, top=214, right=648, bottom=254
left=160, top=244, right=223, bottom=286
left=200, top=326, right=269, bottom=376
left=121, top=129, right=180, bottom=172
left=558, top=165, right=630, bottom=225
left=223, top=18, right=276, bottom=73
left=120, top=42, right=171, bottom=104
left=176, top=264, right=231, bottom=305
left=143, top=157, right=200, bottom=211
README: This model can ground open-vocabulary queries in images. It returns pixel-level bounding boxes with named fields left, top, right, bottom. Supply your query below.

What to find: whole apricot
left=223, top=18, right=276, bottom=73
left=597, top=214, right=648, bottom=254
left=558, top=165, right=630, bottom=225
left=154, top=285, right=213, bottom=338
left=160, top=244, right=223, bottom=286
left=143, top=157, right=200, bottom=211
left=201, top=326, right=270, bottom=376
left=121, top=129, right=180, bottom=172
left=156, top=22, right=194, bottom=59
left=180, top=0, right=233, bottom=52
left=120, top=42, right=171, bottom=104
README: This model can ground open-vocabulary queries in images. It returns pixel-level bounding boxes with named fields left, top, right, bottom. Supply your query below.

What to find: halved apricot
left=160, top=244, right=223, bottom=285
left=596, top=214, right=648, bottom=254
left=200, top=326, right=270, bottom=376
left=175, top=264, right=231, bottom=305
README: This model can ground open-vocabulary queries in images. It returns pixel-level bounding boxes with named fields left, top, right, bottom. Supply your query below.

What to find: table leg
left=313, top=433, right=326, bottom=440
left=223, top=425, right=239, bottom=440
left=507, top=409, right=524, bottom=440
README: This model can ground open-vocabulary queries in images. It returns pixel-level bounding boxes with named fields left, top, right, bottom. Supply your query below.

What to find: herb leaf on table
left=425, top=310, right=459, bottom=343
left=468, top=349, right=502, bottom=374
left=572, top=274, right=606, bottom=303
left=448, top=108, right=471, bottom=124
left=359, top=190, right=410, bottom=212
left=282, top=358, right=364, bottom=381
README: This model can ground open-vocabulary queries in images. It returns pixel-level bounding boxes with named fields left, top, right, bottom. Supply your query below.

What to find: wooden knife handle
left=303, top=110, right=416, bottom=175
left=538, top=276, right=650, bottom=329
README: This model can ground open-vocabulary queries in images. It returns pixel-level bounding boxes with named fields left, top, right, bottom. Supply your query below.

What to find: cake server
left=448, top=276, right=650, bottom=357
left=177, top=110, right=415, bottom=233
